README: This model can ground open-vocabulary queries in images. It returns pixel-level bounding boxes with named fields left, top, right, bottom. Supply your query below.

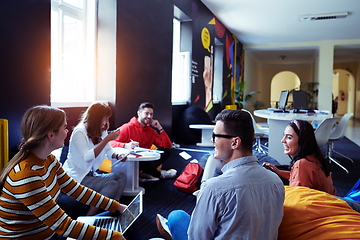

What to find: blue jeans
left=166, top=210, right=191, bottom=240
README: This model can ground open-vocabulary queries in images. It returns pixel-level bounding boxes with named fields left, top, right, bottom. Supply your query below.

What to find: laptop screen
left=120, top=192, right=142, bottom=233
left=292, top=90, right=308, bottom=110
left=278, top=90, right=289, bottom=110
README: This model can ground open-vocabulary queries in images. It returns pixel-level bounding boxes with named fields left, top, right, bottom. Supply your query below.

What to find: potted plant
left=235, top=82, right=264, bottom=110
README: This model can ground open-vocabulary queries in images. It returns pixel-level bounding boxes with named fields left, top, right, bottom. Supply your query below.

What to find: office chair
left=314, top=117, right=350, bottom=173
left=326, top=113, right=354, bottom=171
left=242, top=109, right=269, bottom=154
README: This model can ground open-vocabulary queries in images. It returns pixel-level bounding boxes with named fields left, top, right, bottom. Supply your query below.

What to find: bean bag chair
left=279, top=186, right=360, bottom=240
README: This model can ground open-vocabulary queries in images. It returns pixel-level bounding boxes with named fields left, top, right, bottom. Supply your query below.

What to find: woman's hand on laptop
left=117, top=204, right=128, bottom=213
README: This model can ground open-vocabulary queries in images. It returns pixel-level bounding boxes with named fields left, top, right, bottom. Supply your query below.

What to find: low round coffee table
left=112, top=152, right=160, bottom=196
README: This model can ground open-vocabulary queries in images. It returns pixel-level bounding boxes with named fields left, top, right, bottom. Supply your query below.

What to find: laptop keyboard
left=94, top=218, right=120, bottom=231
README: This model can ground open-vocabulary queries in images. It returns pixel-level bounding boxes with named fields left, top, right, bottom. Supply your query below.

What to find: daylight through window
left=172, top=18, right=191, bottom=105
left=51, top=0, right=96, bottom=107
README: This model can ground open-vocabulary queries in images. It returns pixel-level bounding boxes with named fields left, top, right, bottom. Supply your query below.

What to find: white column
left=317, top=43, right=334, bottom=112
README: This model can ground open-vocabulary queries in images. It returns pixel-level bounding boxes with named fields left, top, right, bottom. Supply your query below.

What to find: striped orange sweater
left=0, top=152, right=122, bottom=239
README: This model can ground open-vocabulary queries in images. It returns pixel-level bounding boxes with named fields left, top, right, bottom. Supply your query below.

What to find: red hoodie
left=110, top=117, right=172, bottom=149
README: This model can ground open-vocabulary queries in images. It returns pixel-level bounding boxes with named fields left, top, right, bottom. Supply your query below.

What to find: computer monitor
left=278, top=90, right=289, bottom=110
left=292, top=90, right=308, bottom=110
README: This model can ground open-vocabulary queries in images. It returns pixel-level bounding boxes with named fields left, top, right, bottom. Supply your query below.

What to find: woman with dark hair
left=63, top=102, right=127, bottom=215
left=0, top=105, right=126, bottom=239
left=263, top=119, right=336, bottom=195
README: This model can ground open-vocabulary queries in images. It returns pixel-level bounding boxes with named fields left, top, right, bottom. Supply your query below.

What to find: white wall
left=317, top=43, right=334, bottom=112
left=244, top=51, right=262, bottom=106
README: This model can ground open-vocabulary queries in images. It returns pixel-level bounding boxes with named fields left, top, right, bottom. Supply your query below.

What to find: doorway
left=270, top=71, right=300, bottom=108
left=333, top=69, right=355, bottom=115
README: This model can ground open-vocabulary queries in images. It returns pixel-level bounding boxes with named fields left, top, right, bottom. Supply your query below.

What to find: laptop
left=71, top=192, right=143, bottom=236
left=292, top=90, right=308, bottom=112
left=270, top=90, right=290, bottom=113
left=292, top=90, right=315, bottom=113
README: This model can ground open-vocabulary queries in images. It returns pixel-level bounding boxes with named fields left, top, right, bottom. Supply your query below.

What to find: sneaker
left=139, top=172, right=159, bottom=182
left=172, top=142, right=180, bottom=149
left=160, top=169, right=177, bottom=179
left=156, top=214, right=173, bottom=240
left=139, top=177, right=160, bottom=182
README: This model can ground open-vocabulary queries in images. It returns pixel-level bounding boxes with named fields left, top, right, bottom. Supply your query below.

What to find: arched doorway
left=270, top=71, right=300, bottom=108
left=333, top=69, right=355, bottom=115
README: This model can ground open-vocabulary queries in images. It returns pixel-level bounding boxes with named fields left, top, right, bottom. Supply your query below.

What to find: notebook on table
left=69, top=192, right=143, bottom=238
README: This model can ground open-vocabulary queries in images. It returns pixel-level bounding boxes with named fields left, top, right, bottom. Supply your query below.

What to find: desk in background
left=254, top=109, right=331, bottom=165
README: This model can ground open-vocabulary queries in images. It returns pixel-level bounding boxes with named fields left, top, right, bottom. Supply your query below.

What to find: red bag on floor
left=174, top=162, right=203, bottom=193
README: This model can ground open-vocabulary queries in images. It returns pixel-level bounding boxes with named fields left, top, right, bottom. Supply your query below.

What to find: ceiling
left=200, top=0, right=360, bottom=65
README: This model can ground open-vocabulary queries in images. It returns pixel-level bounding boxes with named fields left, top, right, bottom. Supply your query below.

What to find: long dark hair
left=80, top=102, right=112, bottom=144
left=288, top=119, right=331, bottom=177
left=0, top=105, right=66, bottom=191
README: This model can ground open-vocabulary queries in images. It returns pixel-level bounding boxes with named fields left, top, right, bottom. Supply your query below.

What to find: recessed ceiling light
left=298, top=12, right=349, bottom=21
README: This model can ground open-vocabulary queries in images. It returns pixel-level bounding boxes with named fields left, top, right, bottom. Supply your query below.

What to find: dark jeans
left=335, top=196, right=360, bottom=213
left=139, top=148, right=171, bottom=177
left=81, top=171, right=127, bottom=201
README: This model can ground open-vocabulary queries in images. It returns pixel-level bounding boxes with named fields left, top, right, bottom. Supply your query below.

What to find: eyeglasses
left=212, top=132, right=237, bottom=142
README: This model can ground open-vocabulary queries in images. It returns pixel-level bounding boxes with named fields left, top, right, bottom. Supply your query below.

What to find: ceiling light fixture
left=298, top=12, right=349, bottom=21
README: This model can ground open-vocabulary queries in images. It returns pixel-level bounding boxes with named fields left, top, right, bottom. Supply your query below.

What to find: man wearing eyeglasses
left=156, top=109, right=285, bottom=240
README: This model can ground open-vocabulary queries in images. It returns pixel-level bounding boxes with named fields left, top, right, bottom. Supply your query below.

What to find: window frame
left=171, top=18, right=192, bottom=105
left=50, top=0, right=97, bottom=108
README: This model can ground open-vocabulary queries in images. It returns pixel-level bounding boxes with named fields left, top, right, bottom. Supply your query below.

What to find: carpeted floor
left=122, top=137, right=360, bottom=240
left=327, top=137, right=360, bottom=197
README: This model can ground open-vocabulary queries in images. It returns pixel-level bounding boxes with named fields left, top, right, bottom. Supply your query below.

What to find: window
left=172, top=18, right=191, bottom=104
left=51, top=0, right=96, bottom=107
left=171, top=11, right=192, bottom=105
left=213, top=39, right=224, bottom=104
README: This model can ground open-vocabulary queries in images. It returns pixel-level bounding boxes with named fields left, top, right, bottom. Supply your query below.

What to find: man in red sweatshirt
left=110, top=102, right=176, bottom=182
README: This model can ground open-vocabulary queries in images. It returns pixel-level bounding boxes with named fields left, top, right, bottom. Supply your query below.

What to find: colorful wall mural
left=180, top=0, right=244, bottom=117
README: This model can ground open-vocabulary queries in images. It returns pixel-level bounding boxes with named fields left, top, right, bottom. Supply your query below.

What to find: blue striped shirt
left=188, top=156, right=285, bottom=240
